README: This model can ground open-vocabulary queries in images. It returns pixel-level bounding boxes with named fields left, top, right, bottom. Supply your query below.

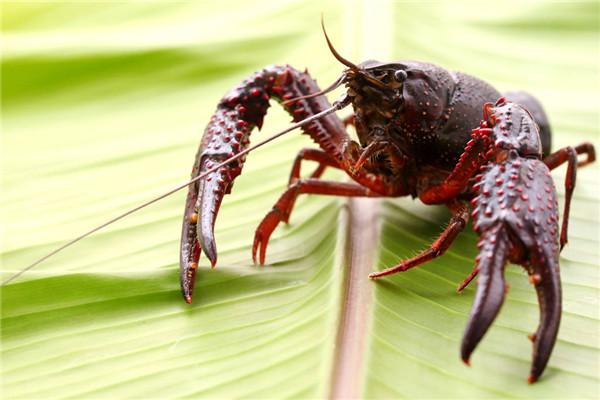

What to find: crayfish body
left=180, top=28, right=595, bottom=382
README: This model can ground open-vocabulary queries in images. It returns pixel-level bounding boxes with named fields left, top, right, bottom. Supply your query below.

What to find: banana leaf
left=2, top=1, right=598, bottom=398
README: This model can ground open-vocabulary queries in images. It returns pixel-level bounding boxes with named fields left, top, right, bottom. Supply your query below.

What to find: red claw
left=179, top=65, right=348, bottom=303
left=460, top=226, right=509, bottom=363
left=463, top=102, right=563, bottom=382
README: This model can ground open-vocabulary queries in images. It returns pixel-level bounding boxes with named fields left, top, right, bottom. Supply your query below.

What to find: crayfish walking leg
left=253, top=178, right=380, bottom=265
left=251, top=146, right=398, bottom=264
left=542, top=142, right=595, bottom=249
left=369, top=122, right=494, bottom=279
left=368, top=202, right=469, bottom=278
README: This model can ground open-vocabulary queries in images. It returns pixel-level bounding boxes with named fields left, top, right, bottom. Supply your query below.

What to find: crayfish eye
left=393, top=70, right=408, bottom=82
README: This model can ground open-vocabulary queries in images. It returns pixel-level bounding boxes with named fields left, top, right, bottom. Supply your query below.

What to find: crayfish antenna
left=4, top=99, right=346, bottom=290
left=460, top=225, right=509, bottom=365
left=321, top=16, right=359, bottom=70
left=281, top=74, right=344, bottom=106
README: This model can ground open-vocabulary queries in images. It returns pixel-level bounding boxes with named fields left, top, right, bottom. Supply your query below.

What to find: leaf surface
left=1, top=1, right=598, bottom=398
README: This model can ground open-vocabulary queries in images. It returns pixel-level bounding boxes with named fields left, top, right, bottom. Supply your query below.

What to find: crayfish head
left=339, top=62, right=411, bottom=177
left=321, top=18, right=405, bottom=128
left=343, top=61, right=408, bottom=142
left=344, top=60, right=407, bottom=118
left=320, top=19, right=409, bottom=175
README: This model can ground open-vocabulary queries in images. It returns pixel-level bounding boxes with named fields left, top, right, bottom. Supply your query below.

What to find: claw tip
left=462, top=357, right=471, bottom=367
left=199, top=218, right=218, bottom=268
left=202, top=243, right=217, bottom=268
left=528, top=375, right=537, bottom=384
left=184, top=295, right=193, bottom=304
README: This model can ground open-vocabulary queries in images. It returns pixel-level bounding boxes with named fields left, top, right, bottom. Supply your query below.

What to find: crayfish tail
left=460, top=225, right=509, bottom=364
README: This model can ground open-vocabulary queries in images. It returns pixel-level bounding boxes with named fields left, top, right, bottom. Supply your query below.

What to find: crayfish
left=6, top=22, right=595, bottom=384
left=179, top=24, right=595, bottom=383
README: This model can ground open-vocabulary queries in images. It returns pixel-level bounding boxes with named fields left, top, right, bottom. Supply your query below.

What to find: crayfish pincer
left=181, top=24, right=595, bottom=382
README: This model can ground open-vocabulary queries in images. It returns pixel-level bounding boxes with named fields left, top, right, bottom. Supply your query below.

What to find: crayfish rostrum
left=177, top=24, right=596, bottom=382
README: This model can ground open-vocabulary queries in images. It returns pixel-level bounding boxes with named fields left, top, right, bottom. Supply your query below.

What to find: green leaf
left=2, top=1, right=598, bottom=398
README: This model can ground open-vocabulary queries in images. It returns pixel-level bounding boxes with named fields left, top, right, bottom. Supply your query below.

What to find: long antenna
left=281, top=74, right=344, bottom=105
left=2, top=97, right=349, bottom=286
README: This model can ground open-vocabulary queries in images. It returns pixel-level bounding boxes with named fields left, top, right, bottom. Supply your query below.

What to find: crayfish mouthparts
left=353, top=140, right=388, bottom=171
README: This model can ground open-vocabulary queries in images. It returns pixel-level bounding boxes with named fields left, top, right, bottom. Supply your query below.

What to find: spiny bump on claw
left=189, top=213, right=198, bottom=224
left=528, top=273, right=542, bottom=285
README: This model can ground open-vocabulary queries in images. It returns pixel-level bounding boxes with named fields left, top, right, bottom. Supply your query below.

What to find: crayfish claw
left=180, top=149, right=240, bottom=301
left=528, top=243, right=561, bottom=383
left=180, top=183, right=202, bottom=303
left=194, top=153, right=242, bottom=269
left=199, top=224, right=218, bottom=268
left=468, top=126, right=562, bottom=381
left=181, top=64, right=349, bottom=302
left=197, top=177, right=219, bottom=268
left=460, top=225, right=509, bottom=364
